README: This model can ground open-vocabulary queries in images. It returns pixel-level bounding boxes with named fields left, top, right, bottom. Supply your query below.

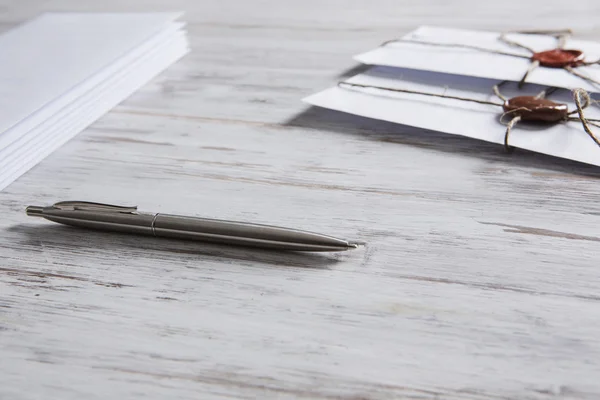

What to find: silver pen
left=25, top=201, right=359, bottom=252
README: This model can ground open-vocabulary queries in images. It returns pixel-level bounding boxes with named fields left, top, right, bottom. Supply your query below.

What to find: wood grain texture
left=2, top=1, right=600, bottom=399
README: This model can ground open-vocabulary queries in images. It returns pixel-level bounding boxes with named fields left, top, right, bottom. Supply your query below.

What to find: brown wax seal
left=531, top=49, right=585, bottom=68
left=503, top=96, right=568, bottom=122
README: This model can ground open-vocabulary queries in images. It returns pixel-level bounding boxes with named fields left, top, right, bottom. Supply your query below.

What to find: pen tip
left=26, top=206, right=44, bottom=217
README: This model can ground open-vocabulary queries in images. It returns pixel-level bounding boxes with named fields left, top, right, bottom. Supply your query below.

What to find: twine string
left=381, top=38, right=530, bottom=59
left=573, top=88, right=600, bottom=147
left=582, top=59, right=600, bottom=66
left=503, top=116, right=521, bottom=152
left=557, top=33, right=568, bottom=49
left=501, top=29, right=572, bottom=49
left=498, top=32, right=536, bottom=54
left=492, top=83, right=508, bottom=101
left=502, top=29, right=572, bottom=37
left=518, top=60, right=541, bottom=88
left=567, top=117, right=600, bottom=128
left=565, top=66, right=600, bottom=87
left=541, top=87, right=559, bottom=98
left=338, top=82, right=503, bottom=106
left=493, top=82, right=552, bottom=101
left=499, top=107, right=531, bottom=125
left=534, top=88, right=546, bottom=99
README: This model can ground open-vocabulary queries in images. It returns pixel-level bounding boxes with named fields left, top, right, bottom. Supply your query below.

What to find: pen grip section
left=152, top=214, right=330, bottom=247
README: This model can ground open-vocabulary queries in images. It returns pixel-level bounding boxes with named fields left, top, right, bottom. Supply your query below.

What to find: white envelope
left=0, top=12, right=189, bottom=190
left=0, top=26, right=188, bottom=190
left=0, top=12, right=182, bottom=137
left=303, top=66, right=600, bottom=167
left=354, top=26, right=600, bottom=93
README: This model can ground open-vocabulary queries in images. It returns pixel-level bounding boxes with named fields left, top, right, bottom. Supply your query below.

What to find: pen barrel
left=153, top=213, right=351, bottom=251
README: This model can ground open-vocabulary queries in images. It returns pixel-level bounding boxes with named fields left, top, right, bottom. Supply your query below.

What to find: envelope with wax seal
left=354, top=26, right=600, bottom=93
left=303, top=66, right=600, bottom=166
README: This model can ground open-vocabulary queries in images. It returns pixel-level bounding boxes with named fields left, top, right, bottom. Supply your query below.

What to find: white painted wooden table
left=2, top=1, right=600, bottom=398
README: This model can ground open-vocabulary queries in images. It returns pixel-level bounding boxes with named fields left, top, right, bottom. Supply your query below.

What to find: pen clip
left=52, top=201, right=138, bottom=214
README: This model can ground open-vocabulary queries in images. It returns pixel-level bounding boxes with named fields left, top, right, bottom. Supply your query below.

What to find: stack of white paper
left=305, top=27, right=600, bottom=166
left=0, top=12, right=189, bottom=191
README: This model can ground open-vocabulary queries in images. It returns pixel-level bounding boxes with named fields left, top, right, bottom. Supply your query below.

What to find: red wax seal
left=531, top=49, right=585, bottom=68
left=503, top=96, right=568, bottom=122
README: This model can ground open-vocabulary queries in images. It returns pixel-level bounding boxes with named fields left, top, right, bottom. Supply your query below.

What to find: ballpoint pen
left=25, top=201, right=360, bottom=252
